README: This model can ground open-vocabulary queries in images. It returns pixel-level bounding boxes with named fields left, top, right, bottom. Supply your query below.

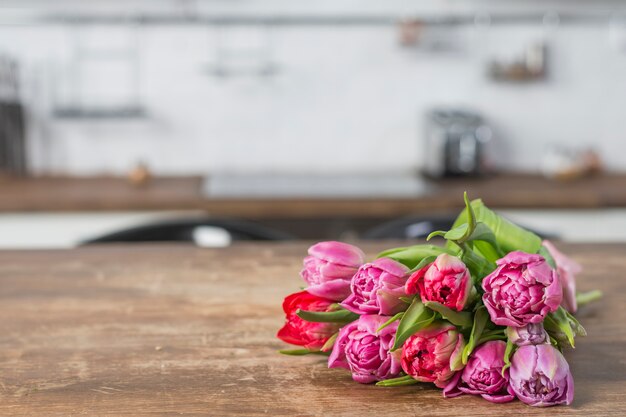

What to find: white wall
left=2, top=1, right=626, bottom=175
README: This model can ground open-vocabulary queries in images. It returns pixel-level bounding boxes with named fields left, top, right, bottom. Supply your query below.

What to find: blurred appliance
left=0, top=55, right=26, bottom=176
left=422, top=109, right=492, bottom=178
left=203, top=173, right=433, bottom=198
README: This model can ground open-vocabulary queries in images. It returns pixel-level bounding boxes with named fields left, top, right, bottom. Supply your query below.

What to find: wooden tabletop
left=1, top=174, right=626, bottom=218
left=0, top=242, right=623, bottom=416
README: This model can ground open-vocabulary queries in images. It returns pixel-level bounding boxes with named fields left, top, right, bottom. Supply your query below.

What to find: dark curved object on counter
left=81, top=218, right=295, bottom=245
left=362, top=215, right=557, bottom=241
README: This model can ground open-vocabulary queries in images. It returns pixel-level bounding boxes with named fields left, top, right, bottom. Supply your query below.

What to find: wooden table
left=0, top=242, right=624, bottom=416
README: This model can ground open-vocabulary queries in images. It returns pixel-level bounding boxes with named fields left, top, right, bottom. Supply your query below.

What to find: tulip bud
left=341, top=258, right=410, bottom=316
left=328, top=315, right=402, bottom=383
left=506, top=323, right=550, bottom=346
left=401, top=321, right=464, bottom=388
left=405, top=253, right=472, bottom=312
left=482, top=251, right=562, bottom=327
left=301, top=241, right=365, bottom=301
left=443, top=341, right=515, bottom=403
left=509, top=344, right=574, bottom=407
left=277, top=291, right=342, bottom=350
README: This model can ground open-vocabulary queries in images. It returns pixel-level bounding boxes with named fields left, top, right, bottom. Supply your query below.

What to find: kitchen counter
left=1, top=174, right=626, bottom=218
left=0, top=242, right=623, bottom=416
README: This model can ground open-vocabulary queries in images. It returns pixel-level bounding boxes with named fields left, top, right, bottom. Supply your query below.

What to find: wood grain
left=0, top=242, right=624, bottom=416
left=1, top=174, right=626, bottom=218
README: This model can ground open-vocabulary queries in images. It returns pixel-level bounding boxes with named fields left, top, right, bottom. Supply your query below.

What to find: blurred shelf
left=1, top=12, right=622, bottom=27
left=53, top=106, right=147, bottom=120
left=1, top=174, right=626, bottom=219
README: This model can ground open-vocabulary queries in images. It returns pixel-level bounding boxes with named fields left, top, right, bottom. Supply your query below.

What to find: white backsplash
left=2, top=1, right=626, bottom=175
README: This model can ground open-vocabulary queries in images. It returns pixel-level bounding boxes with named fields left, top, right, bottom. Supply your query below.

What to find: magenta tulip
left=328, top=315, right=401, bottom=383
left=301, top=241, right=365, bottom=301
left=482, top=251, right=562, bottom=327
left=509, top=344, right=574, bottom=407
left=341, top=258, right=411, bottom=316
left=543, top=240, right=581, bottom=313
left=405, top=253, right=472, bottom=312
left=444, top=340, right=515, bottom=403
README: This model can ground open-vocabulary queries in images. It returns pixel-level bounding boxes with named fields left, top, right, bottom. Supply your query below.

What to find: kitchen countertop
left=1, top=174, right=626, bottom=218
left=0, top=242, right=623, bottom=416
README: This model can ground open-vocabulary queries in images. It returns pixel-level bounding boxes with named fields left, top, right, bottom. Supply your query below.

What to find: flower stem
left=576, top=290, right=602, bottom=307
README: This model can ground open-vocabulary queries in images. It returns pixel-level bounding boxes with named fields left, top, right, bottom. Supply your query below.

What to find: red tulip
left=277, top=291, right=341, bottom=350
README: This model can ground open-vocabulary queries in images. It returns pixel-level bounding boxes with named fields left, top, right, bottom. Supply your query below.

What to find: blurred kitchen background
left=1, top=0, right=626, bottom=248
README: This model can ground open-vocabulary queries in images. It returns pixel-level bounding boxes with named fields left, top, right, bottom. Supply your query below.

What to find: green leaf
left=544, top=306, right=586, bottom=348
left=462, top=305, right=489, bottom=364
left=427, top=193, right=476, bottom=245
left=377, top=312, right=405, bottom=333
left=296, top=308, right=359, bottom=324
left=469, top=222, right=498, bottom=246
left=391, top=298, right=437, bottom=351
left=443, top=224, right=470, bottom=241
left=466, top=222, right=504, bottom=262
left=426, top=230, right=448, bottom=241
left=450, top=336, right=467, bottom=372
left=411, top=255, right=437, bottom=273
left=469, top=242, right=498, bottom=264
left=576, top=290, right=603, bottom=307
left=549, top=335, right=559, bottom=347
left=320, top=332, right=338, bottom=352
left=476, top=332, right=507, bottom=345
left=424, top=301, right=473, bottom=328
left=376, top=246, right=412, bottom=259
left=460, top=248, right=496, bottom=280
left=376, top=375, right=418, bottom=387
left=470, top=240, right=500, bottom=264
left=278, top=349, right=329, bottom=356
left=464, top=191, right=477, bottom=231
left=544, top=309, right=574, bottom=348
left=448, top=198, right=542, bottom=254
left=502, top=339, right=515, bottom=376
left=377, top=244, right=454, bottom=269
left=565, top=309, right=587, bottom=337
left=538, top=245, right=557, bottom=269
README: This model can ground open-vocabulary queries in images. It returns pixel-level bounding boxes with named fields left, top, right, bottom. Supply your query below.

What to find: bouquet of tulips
left=277, top=194, right=601, bottom=407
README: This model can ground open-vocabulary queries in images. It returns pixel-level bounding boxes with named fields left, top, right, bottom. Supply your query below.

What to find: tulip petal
left=308, top=241, right=365, bottom=267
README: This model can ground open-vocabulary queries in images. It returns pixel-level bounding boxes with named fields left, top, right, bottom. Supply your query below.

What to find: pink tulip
left=341, top=258, right=411, bottom=316
left=405, top=253, right=472, bottom=312
left=482, top=251, right=562, bottom=327
left=509, top=344, right=574, bottom=407
left=401, top=321, right=464, bottom=388
left=328, top=315, right=402, bottom=383
left=506, top=323, right=550, bottom=346
left=543, top=240, right=582, bottom=313
left=301, top=241, right=365, bottom=301
left=444, top=341, right=515, bottom=403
